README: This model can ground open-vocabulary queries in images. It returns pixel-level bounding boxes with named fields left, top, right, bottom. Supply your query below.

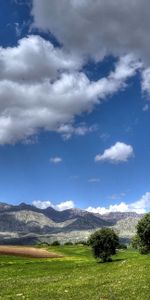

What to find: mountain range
left=0, top=202, right=143, bottom=245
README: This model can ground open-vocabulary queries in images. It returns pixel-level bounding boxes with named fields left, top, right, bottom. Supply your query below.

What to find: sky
left=0, top=0, right=150, bottom=214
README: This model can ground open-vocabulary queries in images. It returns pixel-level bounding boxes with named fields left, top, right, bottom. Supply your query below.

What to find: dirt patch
left=0, top=246, right=63, bottom=258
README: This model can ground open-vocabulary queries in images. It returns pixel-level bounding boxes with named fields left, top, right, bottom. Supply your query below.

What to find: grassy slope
left=0, top=245, right=150, bottom=300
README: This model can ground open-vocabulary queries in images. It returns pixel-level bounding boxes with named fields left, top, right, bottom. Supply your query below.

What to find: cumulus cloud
left=86, top=192, right=150, bottom=214
left=32, top=200, right=75, bottom=211
left=87, top=202, right=128, bottom=215
left=95, top=142, right=134, bottom=163
left=0, top=35, right=81, bottom=83
left=32, top=0, right=150, bottom=64
left=32, top=200, right=52, bottom=210
left=0, top=33, right=140, bottom=145
left=33, top=193, right=150, bottom=213
left=141, top=68, right=150, bottom=96
left=56, top=200, right=75, bottom=211
left=50, top=157, right=62, bottom=164
left=129, top=192, right=150, bottom=214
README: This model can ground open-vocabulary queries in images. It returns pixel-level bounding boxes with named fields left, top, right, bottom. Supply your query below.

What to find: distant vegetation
left=51, top=241, right=61, bottom=246
left=64, top=242, right=73, bottom=245
left=38, top=240, right=89, bottom=247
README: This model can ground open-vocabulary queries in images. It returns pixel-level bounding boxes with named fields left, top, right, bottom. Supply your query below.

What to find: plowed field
left=0, top=245, right=63, bottom=258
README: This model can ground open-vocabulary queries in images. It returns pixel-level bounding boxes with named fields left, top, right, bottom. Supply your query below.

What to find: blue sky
left=0, top=0, right=150, bottom=214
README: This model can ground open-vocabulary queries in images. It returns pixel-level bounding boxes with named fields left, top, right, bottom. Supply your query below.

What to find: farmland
left=0, top=245, right=150, bottom=300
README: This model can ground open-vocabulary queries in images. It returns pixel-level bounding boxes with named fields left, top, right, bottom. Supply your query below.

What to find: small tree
left=88, top=228, right=119, bottom=262
left=131, top=234, right=141, bottom=250
left=64, top=242, right=73, bottom=245
left=51, top=240, right=60, bottom=246
left=137, top=213, right=150, bottom=254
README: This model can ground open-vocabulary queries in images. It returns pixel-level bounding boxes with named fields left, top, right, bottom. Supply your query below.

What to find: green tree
left=131, top=234, right=141, bottom=250
left=88, top=228, right=119, bottom=262
left=137, top=213, right=150, bottom=254
left=51, top=240, right=60, bottom=246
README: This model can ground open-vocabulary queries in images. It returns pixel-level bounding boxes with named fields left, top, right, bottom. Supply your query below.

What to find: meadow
left=0, top=245, right=150, bottom=300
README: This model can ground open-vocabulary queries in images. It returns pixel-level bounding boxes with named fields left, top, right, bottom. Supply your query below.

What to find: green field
left=0, top=245, right=150, bottom=300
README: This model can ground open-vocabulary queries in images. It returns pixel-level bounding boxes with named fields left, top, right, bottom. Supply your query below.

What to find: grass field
left=0, top=245, right=150, bottom=300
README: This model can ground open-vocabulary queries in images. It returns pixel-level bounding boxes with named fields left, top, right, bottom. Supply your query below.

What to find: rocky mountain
left=0, top=202, right=143, bottom=245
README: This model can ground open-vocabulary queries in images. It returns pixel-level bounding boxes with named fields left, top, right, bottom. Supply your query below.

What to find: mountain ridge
left=0, top=202, right=144, bottom=245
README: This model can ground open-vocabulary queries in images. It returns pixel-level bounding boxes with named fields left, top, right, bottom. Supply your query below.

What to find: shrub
left=118, top=243, right=127, bottom=250
left=88, top=228, right=119, bottom=262
left=131, top=235, right=141, bottom=250
left=137, top=213, right=150, bottom=254
left=139, top=245, right=150, bottom=254
left=75, top=241, right=87, bottom=245
left=64, top=242, right=73, bottom=245
left=36, top=242, right=49, bottom=248
left=51, top=241, right=60, bottom=246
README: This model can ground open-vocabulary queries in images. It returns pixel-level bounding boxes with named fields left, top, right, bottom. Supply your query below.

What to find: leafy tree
left=131, top=234, right=141, bottom=250
left=51, top=240, right=60, bottom=246
left=64, top=242, right=73, bottom=245
left=137, top=213, right=150, bottom=254
left=88, top=228, right=119, bottom=262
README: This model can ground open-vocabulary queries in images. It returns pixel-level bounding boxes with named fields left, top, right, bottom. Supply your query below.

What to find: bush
left=64, top=242, right=73, bottom=245
left=88, top=228, right=119, bottom=262
left=36, top=242, right=49, bottom=248
left=75, top=241, right=87, bottom=245
left=139, top=245, right=150, bottom=255
left=131, top=235, right=141, bottom=250
left=137, top=213, right=150, bottom=254
left=118, top=243, right=127, bottom=250
left=51, top=241, right=60, bottom=246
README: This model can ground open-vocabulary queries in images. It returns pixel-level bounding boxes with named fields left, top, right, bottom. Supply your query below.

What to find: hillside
left=0, top=202, right=143, bottom=244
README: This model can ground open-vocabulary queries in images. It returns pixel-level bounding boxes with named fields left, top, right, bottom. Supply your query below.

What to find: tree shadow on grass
left=97, top=258, right=126, bottom=264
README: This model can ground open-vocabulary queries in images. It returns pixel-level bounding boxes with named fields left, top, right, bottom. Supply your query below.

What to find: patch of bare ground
left=0, top=246, right=63, bottom=258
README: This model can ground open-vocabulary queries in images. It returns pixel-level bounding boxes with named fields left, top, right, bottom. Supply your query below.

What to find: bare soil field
left=0, top=245, right=63, bottom=258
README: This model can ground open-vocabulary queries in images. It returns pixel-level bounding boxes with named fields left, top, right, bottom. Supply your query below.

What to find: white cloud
left=0, top=34, right=140, bottom=145
left=142, top=68, right=150, bottom=97
left=100, top=133, right=110, bottom=141
left=33, top=193, right=150, bottom=214
left=143, top=104, right=149, bottom=111
left=50, top=157, right=62, bottom=164
left=95, top=142, right=134, bottom=163
left=15, top=22, right=22, bottom=38
left=109, top=193, right=126, bottom=200
left=32, top=0, right=150, bottom=64
left=86, top=192, right=150, bottom=214
left=32, top=200, right=75, bottom=211
left=0, top=35, right=81, bottom=83
left=70, top=175, right=79, bottom=180
left=32, top=200, right=52, bottom=210
left=56, top=200, right=75, bottom=211
left=87, top=202, right=129, bottom=215
left=57, top=123, right=97, bottom=140
left=88, top=178, right=100, bottom=183
left=129, top=192, right=150, bottom=214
